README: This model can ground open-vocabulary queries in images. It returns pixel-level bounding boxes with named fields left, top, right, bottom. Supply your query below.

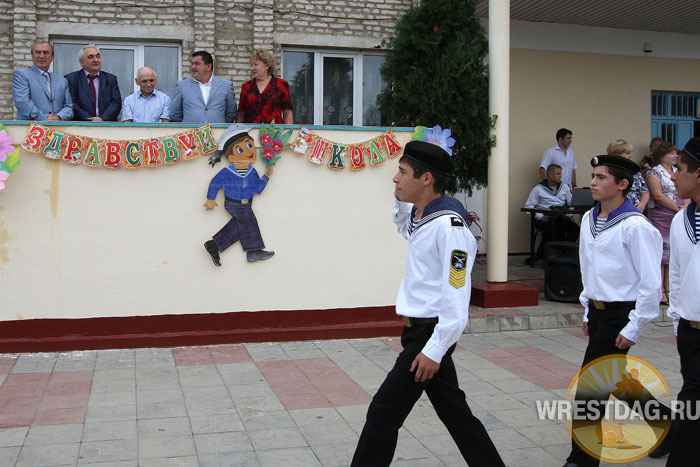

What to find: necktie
left=42, top=71, right=51, bottom=98
left=88, top=74, right=98, bottom=115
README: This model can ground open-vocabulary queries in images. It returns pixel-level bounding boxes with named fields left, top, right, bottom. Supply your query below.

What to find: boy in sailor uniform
left=564, top=156, right=664, bottom=467
left=666, top=137, right=700, bottom=466
left=524, top=163, right=579, bottom=260
left=351, top=141, right=504, bottom=467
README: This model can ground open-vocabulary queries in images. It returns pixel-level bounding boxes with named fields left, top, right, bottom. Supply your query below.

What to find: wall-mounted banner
left=290, top=127, right=403, bottom=171
left=21, top=123, right=217, bottom=169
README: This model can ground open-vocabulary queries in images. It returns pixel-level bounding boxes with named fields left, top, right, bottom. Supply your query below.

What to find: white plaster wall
left=0, top=125, right=412, bottom=321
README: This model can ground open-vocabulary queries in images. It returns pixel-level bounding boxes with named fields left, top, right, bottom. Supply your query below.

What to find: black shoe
left=648, top=439, right=670, bottom=458
left=247, top=249, right=274, bottom=262
left=204, top=240, right=221, bottom=267
left=561, top=463, right=579, bottom=467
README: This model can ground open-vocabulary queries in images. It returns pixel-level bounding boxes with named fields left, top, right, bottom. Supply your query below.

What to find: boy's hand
left=615, top=334, right=635, bottom=350
left=265, top=166, right=273, bottom=177
left=582, top=322, right=588, bottom=336
left=204, top=199, right=217, bottom=211
left=410, top=352, right=440, bottom=383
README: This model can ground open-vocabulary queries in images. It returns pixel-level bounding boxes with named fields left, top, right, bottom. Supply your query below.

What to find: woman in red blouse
left=236, top=49, right=294, bottom=124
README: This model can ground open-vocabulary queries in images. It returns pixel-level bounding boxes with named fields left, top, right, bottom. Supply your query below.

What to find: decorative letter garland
left=21, top=123, right=217, bottom=169
left=290, top=127, right=403, bottom=171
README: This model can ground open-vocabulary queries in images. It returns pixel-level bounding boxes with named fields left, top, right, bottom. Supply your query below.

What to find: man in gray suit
left=13, top=41, right=73, bottom=121
left=168, top=51, right=237, bottom=123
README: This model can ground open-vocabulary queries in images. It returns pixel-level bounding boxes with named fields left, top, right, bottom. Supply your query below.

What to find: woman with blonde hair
left=236, top=49, right=294, bottom=124
left=606, top=139, right=650, bottom=212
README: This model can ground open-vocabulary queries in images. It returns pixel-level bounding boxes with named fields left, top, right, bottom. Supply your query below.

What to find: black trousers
left=351, top=323, right=504, bottom=467
left=566, top=304, right=672, bottom=467
left=667, top=319, right=700, bottom=467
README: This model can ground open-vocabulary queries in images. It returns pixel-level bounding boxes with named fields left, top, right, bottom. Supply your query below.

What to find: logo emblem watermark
left=539, top=354, right=672, bottom=463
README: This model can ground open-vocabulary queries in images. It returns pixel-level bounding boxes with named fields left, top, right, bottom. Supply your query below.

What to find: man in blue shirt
left=121, top=67, right=170, bottom=123
left=204, top=130, right=274, bottom=265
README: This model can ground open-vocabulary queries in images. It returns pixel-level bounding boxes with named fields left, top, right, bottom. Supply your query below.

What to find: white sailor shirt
left=393, top=196, right=477, bottom=364
left=579, top=200, right=662, bottom=343
left=667, top=201, right=700, bottom=332
left=524, top=180, right=573, bottom=220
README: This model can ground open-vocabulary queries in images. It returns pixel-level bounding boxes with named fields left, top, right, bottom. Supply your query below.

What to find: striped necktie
left=42, top=71, right=51, bottom=98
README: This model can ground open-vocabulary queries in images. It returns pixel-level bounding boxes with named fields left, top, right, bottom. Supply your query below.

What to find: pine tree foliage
left=378, top=0, right=493, bottom=193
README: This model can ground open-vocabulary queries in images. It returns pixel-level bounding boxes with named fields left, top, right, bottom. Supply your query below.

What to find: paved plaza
left=0, top=319, right=679, bottom=466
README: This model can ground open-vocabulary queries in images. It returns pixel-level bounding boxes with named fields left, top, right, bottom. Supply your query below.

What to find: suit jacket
left=65, top=69, right=122, bottom=121
left=168, top=76, right=237, bottom=123
left=13, top=67, right=73, bottom=121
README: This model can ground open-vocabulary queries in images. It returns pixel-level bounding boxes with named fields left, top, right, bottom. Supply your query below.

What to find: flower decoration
left=257, top=120, right=293, bottom=167
left=411, top=124, right=456, bottom=156
left=0, top=124, right=20, bottom=191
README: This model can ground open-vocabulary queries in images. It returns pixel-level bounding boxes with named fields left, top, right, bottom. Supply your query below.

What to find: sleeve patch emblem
left=450, top=216, right=464, bottom=227
left=449, top=250, right=468, bottom=288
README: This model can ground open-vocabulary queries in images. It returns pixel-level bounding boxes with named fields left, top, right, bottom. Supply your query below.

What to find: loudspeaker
left=543, top=241, right=582, bottom=302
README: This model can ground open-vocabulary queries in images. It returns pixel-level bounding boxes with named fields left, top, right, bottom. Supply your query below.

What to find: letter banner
left=21, top=123, right=218, bottom=170
left=290, top=127, right=403, bottom=171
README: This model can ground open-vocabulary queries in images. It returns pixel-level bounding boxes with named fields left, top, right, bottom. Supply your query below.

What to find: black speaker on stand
left=543, top=241, right=582, bottom=302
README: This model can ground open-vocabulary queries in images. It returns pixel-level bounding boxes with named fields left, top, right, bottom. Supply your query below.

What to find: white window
left=51, top=40, right=182, bottom=101
left=282, top=49, right=386, bottom=127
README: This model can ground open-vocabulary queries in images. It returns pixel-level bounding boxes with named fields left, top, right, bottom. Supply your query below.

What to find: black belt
left=402, top=316, right=439, bottom=327
left=225, top=196, right=252, bottom=205
left=590, top=300, right=635, bottom=311
left=680, top=318, right=700, bottom=330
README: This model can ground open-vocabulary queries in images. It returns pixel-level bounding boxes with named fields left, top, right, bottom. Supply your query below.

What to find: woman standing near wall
left=606, top=139, right=650, bottom=213
left=236, top=49, right=294, bottom=124
left=645, top=142, right=687, bottom=304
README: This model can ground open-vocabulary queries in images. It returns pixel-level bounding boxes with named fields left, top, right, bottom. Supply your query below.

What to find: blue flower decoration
left=422, top=125, right=456, bottom=156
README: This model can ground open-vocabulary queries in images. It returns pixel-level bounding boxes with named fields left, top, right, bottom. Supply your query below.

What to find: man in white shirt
left=121, top=67, right=170, bottom=123
left=564, top=155, right=663, bottom=467
left=524, top=163, right=578, bottom=260
left=351, top=141, right=504, bottom=467
left=168, top=51, right=237, bottom=123
left=540, top=128, right=577, bottom=186
left=666, top=137, right=700, bottom=466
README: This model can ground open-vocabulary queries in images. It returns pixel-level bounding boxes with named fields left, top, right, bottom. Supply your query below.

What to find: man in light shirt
left=540, top=128, right=577, bottom=186
left=121, top=67, right=170, bottom=123
left=351, top=140, right=504, bottom=467
left=168, top=51, right=237, bottom=123
left=666, top=137, right=700, bottom=465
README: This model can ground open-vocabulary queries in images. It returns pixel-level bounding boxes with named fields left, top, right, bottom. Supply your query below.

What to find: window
left=282, top=49, right=386, bottom=127
left=650, top=91, right=700, bottom=148
left=52, top=41, right=181, bottom=101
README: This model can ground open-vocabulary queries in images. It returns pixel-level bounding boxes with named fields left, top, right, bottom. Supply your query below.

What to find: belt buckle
left=402, top=316, right=412, bottom=327
left=690, top=321, right=700, bottom=330
left=241, top=199, right=249, bottom=204
left=592, top=300, right=605, bottom=310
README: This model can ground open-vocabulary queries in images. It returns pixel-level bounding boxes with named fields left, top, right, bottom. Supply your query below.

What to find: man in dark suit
left=65, top=46, right=121, bottom=121
left=168, top=51, right=237, bottom=123
left=13, top=41, right=73, bottom=121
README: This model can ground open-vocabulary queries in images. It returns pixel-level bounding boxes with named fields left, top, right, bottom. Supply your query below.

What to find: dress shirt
left=393, top=196, right=476, bottom=363
left=578, top=200, right=662, bottom=342
left=668, top=202, right=700, bottom=332
left=197, top=76, right=213, bottom=105
left=83, top=70, right=100, bottom=116
left=524, top=181, right=573, bottom=220
left=540, top=144, right=577, bottom=185
left=121, top=89, right=170, bottom=122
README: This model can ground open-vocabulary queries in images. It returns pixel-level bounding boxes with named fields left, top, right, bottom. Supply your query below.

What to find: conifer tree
left=378, top=0, right=492, bottom=193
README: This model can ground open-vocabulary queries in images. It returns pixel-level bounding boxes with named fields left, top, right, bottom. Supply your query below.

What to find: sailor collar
left=588, top=199, right=645, bottom=237
left=409, top=196, right=466, bottom=234
left=538, top=179, right=561, bottom=194
left=683, top=200, right=699, bottom=244
left=226, top=164, right=252, bottom=178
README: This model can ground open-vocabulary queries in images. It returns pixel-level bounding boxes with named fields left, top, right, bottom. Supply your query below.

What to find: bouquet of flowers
left=0, top=124, right=20, bottom=191
left=258, top=120, right=293, bottom=167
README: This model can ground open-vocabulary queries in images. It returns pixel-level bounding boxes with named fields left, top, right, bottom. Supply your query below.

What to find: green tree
left=378, top=0, right=492, bottom=193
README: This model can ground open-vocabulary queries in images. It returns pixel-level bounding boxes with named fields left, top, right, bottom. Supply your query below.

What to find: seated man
left=121, top=67, right=170, bottom=123
left=524, top=163, right=579, bottom=260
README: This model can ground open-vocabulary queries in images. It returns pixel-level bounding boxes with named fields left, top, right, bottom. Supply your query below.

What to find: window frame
left=282, top=47, right=386, bottom=127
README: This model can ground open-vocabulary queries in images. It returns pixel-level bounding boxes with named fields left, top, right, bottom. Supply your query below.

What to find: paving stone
left=0, top=426, right=29, bottom=447
left=138, top=435, right=196, bottom=459
left=194, top=431, right=253, bottom=454
left=189, top=414, right=244, bottom=434
left=25, top=423, right=83, bottom=445
left=16, top=442, right=80, bottom=466
left=199, top=451, right=260, bottom=466
left=137, top=401, right=188, bottom=420
left=241, top=409, right=296, bottom=431
left=137, top=417, right=191, bottom=438
left=85, top=405, right=137, bottom=423
left=255, top=447, right=321, bottom=466
left=247, top=427, right=308, bottom=450
left=82, top=420, right=137, bottom=442
left=77, top=439, right=137, bottom=464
